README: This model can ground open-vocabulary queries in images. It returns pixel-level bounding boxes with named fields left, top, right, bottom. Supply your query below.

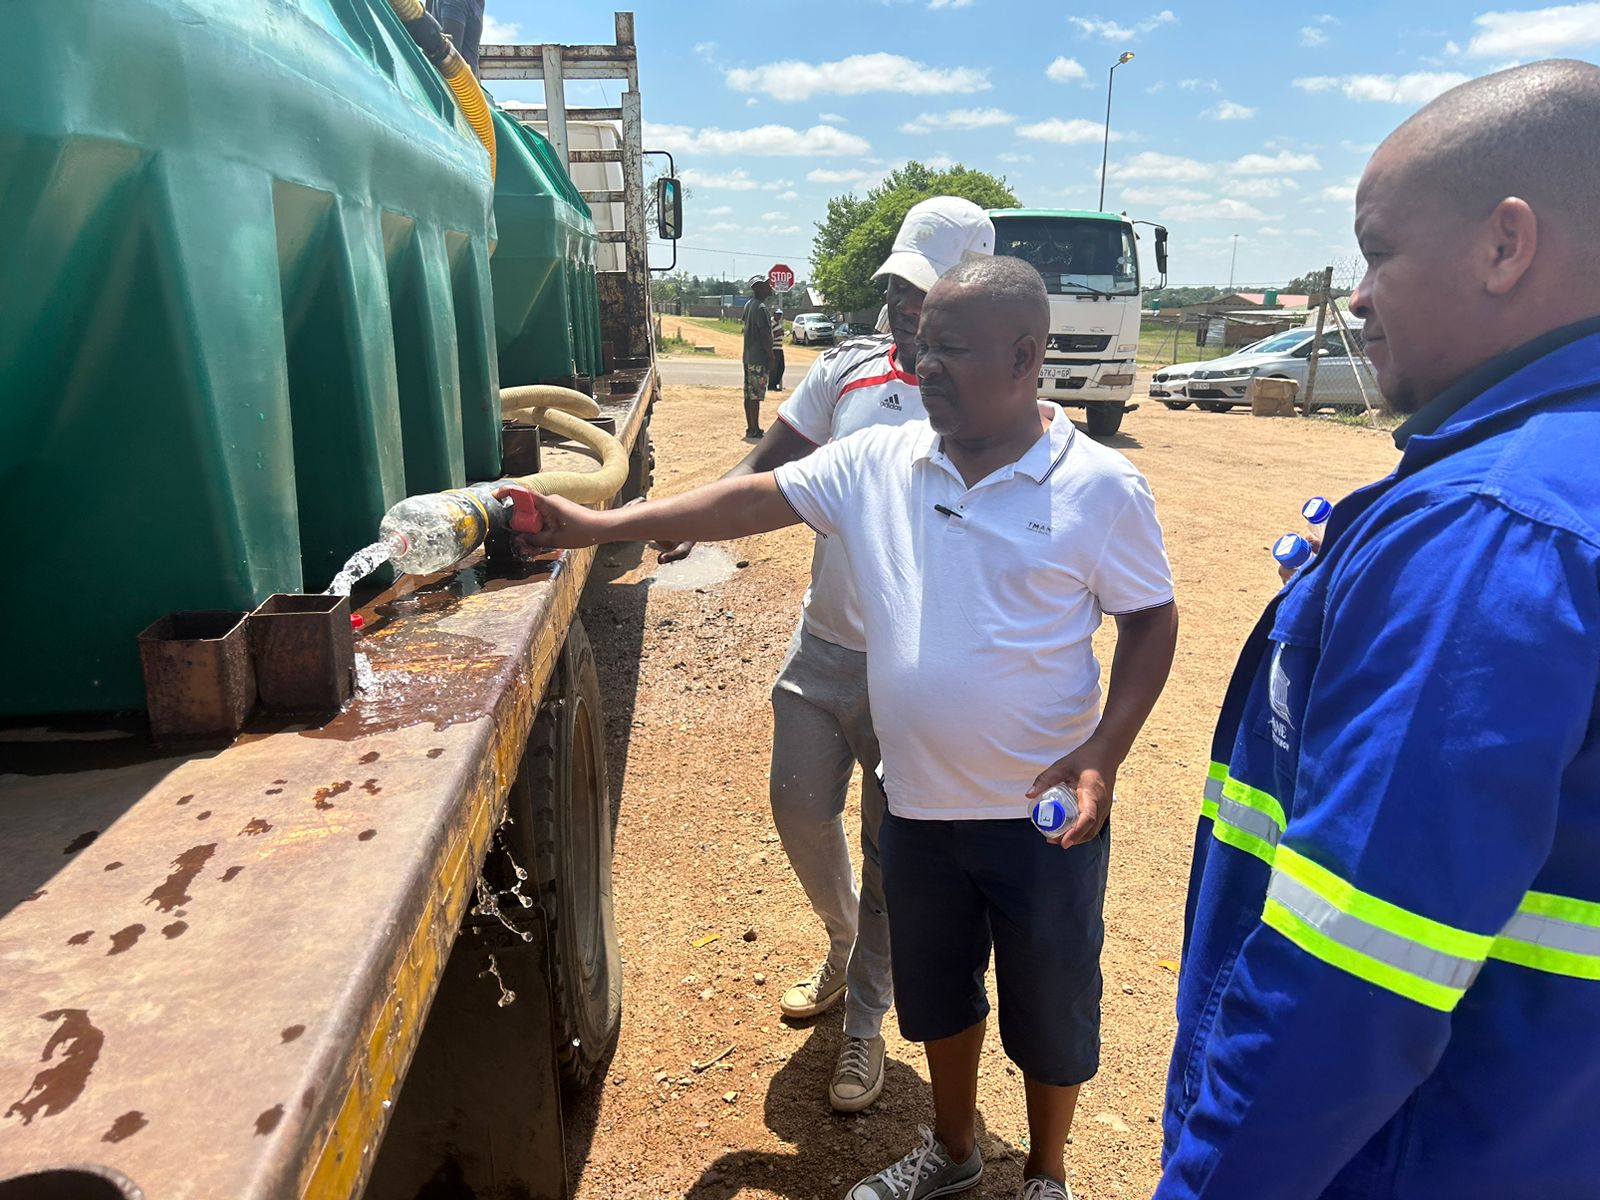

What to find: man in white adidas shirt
left=653, top=196, right=996, bottom=1115
left=500, top=256, right=1179, bottom=1200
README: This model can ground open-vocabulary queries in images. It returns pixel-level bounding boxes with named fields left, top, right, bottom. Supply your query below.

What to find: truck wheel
left=1085, top=404, right=1125, bottom=439
left=523, top=618, right=622, bottom=1089
left=617, top=423, right=654, bottom=505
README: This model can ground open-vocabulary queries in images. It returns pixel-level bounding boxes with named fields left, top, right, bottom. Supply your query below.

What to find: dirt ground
left=566, top=383, right=1401, bottom=1199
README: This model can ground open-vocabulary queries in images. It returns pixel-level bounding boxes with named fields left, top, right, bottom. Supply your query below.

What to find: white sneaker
left=780, top=959, right=846, bottom=1018
left=847, top=1124, right=982, bottom=1199
left=829, top=1034, right=885, bottom=1112
left=1019, top=1177, right=1072, bottom=1200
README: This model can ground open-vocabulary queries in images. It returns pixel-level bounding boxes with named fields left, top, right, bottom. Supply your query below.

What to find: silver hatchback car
left=1182, top=324, right=1374, bottom=412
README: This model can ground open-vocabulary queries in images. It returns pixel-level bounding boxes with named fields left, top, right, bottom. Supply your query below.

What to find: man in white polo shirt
left=651, top=197, right=996, bottom=1116
left=499, top=256, right=1178, bottom=1200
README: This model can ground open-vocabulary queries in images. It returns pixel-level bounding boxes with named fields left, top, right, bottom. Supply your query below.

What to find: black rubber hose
left=401, top=12, right=451, bottom=66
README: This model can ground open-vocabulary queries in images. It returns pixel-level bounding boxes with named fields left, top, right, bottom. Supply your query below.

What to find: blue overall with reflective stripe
left=1159, top=331, right=1600, bottom=1198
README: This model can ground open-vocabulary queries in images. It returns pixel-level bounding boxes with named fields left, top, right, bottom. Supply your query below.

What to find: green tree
left=810, top=162, right=1019, bottom=313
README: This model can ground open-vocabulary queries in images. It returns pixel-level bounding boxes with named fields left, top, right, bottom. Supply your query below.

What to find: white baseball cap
left=872, top=196, right=995, bottom=293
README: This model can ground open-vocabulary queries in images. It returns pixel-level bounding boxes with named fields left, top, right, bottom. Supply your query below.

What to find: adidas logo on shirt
left=880, top=394, right=903, bottom=412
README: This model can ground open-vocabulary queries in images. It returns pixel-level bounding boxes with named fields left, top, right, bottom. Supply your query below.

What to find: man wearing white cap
left=655, top=197, right=996, bottom=1113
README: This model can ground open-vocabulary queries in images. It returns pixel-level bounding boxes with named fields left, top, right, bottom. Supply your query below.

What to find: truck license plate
left=1040, top=365, right=1077, bottom=380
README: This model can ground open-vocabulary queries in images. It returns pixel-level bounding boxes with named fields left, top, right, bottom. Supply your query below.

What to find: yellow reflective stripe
left=1489, top=892, right=1600, bottom=980
left=1219, top=774, right=1288, bottom=834
left=1263, top=897, right=1466, bottom=1012
left=1207, top=759, right=1228, bottom=784
left=1274, top=845, right=1494, bottom=962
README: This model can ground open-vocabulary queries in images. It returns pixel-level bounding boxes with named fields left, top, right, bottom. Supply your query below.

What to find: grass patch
left=1137, top=320, right=1240, bottom=369
left=1314, top=407, right=1402, bottom=432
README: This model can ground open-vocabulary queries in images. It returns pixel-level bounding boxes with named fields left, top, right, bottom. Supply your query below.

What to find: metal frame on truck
left=0, top=13, right=659, bottom=1200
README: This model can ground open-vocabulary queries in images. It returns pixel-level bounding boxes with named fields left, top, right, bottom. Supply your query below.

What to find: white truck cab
left=990, top=208, right=1166, bottom=438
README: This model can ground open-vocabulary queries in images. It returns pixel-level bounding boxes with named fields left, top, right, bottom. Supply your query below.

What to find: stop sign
left=768, top=264, right=796, bottom=292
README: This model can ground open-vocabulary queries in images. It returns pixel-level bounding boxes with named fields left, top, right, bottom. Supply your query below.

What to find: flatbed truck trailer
left=0, top=11, right=666, bottom=1200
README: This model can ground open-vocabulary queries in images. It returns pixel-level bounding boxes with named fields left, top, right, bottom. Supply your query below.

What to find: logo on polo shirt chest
left=1026, top=521, right=1052, bottom=535
left=880, top=393, right=903, bottom=412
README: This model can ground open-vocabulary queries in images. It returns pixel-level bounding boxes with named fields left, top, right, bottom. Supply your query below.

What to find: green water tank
left=490, top=109, right=605, bottom=387
left=0, top=0, right=500, bottom=716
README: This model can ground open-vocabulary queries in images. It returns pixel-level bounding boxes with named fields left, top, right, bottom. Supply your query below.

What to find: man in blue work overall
left=1159, top=60, right=1600, bottom=1198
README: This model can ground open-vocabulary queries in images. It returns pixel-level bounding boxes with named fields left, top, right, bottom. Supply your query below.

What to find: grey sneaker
left=1019, top=1178, right=1072, bottom=1200
left=846, top=1124, right=982, bottom=1199
left=780, top=959, right=846, bottom=1018
left=829, top=1034, right=885, bottom=1112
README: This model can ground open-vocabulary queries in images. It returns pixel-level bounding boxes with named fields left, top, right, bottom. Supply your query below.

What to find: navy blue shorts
left=879, top=811, right=1109, bottom=1087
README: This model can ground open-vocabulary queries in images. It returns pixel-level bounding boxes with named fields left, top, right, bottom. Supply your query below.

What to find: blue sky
left=477, top=1, right=1600, bottom=288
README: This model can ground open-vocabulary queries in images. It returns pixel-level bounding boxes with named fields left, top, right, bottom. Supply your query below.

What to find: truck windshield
left=992, top=216, right=1140, bottom=296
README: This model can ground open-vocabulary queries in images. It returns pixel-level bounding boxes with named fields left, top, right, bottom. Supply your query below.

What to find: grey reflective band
left=1203, top=774, right=1224, bottom=803
left=1216, top=797, right=1282, bottom=847
left=1498, top=909, right=1600, bottom=959
left=1268, top=870, right=1484, bottom=992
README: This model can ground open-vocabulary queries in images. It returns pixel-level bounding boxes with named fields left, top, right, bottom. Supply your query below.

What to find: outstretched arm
left=496, top=473, right=801, bottom=551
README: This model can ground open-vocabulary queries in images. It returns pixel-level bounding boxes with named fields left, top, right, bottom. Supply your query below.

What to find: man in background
left=770, top=305, right=787, bottom=391
left=425, top=0, right=484, bottom=75
left=742, top=274, right=775, bottom=440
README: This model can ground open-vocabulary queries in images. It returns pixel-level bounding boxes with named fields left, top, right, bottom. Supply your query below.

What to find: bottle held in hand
left=1030, top=784, right=1080, bottom=842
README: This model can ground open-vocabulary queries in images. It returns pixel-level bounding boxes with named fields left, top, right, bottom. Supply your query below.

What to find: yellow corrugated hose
left=386, top=0, right=496, bottom=179
left=499, top=386, right=628, bottom=504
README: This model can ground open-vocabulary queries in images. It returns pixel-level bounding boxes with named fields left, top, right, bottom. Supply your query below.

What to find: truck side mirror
left=1154, top=226, right=1168, bottom=278
left=656, top=176, right=683, bottom=241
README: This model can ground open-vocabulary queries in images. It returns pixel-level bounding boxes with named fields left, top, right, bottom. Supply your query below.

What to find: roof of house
left=1235, top=292, right=1313, bottom=308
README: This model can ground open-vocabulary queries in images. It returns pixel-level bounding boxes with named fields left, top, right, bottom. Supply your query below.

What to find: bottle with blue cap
left=1030, top=784, right=1080, bottom=841
left=1273, top=532, right=1316, bottom=571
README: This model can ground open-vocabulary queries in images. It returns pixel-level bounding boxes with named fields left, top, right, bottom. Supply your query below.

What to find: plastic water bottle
left=1301, top=495, right=1332, bottom=532
left=1030, top=785, right=1080, bottom=841
left=379, top=482, right=512, bottom=575
left=1273, top=533, right=1315, bottom=571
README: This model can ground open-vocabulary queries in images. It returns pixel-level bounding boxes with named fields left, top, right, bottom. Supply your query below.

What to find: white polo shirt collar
left=914, top=401, right=1076, bottom=488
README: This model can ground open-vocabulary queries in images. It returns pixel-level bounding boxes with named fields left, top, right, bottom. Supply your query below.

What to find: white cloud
left=1467, top=3, right=1600, bottom=57
left=706, top=222, right=743, bottom=233
left=807, top=166, right=890, bottom=188
left=1293, top=72, right=1471, bottom=104
left=1102, top=151, right=1210, bottom=181
left=1179, top=78, right=1222, bottom=92
left=924, top=153, right=957, bottom=169
left=1159, top=197, right=1270, bottom=221
left=1339, top=139, right=1379, bottom=154
left=726, top=53, right=990, bottom=101
left=776, top=189, right=801, bottom=200
left=1229, top=150, right=1321, bottom=174
left=1322, top=178, right=1360, bottom=203
left=644, top=122, right=870, bottom=157
left=760, top=211, right=788, bottom=221
left=1017, top=117, right=1116, bottom=144
left=680, top=167, right=793, bottom=192
left=693, top=42, right=718, bottom=60
left=1067, top=10, right=1177, bottom=39
left=929, top=0, right=975, bottom=7
left=997, top=152, right=1035, bottom=163
left=480, top=13, right=520, bottom=41
left=1204, top=100, right=1257, bottom=120
left=1258, top=226, right=1284, bottom=237
left=1226, top=177, right=1299, bottom=199
left=1444, top=39, right=1462, bottom=56
left=745, top=97, right=759, bottom=107
left=1046, top=56, right=1087, bottom=82
left=770, top=225, right=805, bottom=235
left=900, top=107, right=1015, bottom=134
left=1300, top=27, right=1328, bottom=47
left=1119, top=185, right=1210, bottom=203
left=819, top=112, right=848, bottom=123
left=706, top=205, right=734, bottom=216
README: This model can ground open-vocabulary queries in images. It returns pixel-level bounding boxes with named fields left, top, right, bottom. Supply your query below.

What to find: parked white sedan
left=791, top=313, right=836, bottom=345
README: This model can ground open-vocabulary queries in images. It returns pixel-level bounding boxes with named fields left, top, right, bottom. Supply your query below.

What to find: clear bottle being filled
left=378, top=482, right=511, bottom=575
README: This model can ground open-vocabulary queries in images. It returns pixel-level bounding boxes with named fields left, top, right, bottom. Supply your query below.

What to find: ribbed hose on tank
left=500, top=385, right=628, bottom=504
left=386, top=0, right=496, bottom=178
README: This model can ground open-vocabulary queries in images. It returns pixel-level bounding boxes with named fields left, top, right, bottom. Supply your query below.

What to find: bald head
left=1379, top=59, right=1600, bottom=237
left=936, top=255, right=1051, bottom=342
left=1352, top=59, right=1600, bottom=413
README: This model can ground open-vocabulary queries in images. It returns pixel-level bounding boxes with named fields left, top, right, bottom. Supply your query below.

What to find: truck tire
left=522, top=618, right=622, bottom=1089
left=1085, top=404, right=1125, bottom=439
left=617, top=423, right=654, bottom=505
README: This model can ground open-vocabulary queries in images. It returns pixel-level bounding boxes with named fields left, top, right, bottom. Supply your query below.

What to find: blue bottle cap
left=1031, top=797, right=1069, bottom=835
left=1301, top=496, right=1333, bottom=525
left=1273, top=533, right=1313, bottom=568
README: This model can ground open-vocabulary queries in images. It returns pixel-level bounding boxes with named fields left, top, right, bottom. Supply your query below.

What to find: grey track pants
left=769, top=624, right=893, bottom=1039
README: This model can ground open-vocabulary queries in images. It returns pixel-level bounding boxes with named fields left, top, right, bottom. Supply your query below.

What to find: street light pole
left=1098, top=51, right=1135, bottom=211
left=1228, top=234, right=1239, bottom=289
